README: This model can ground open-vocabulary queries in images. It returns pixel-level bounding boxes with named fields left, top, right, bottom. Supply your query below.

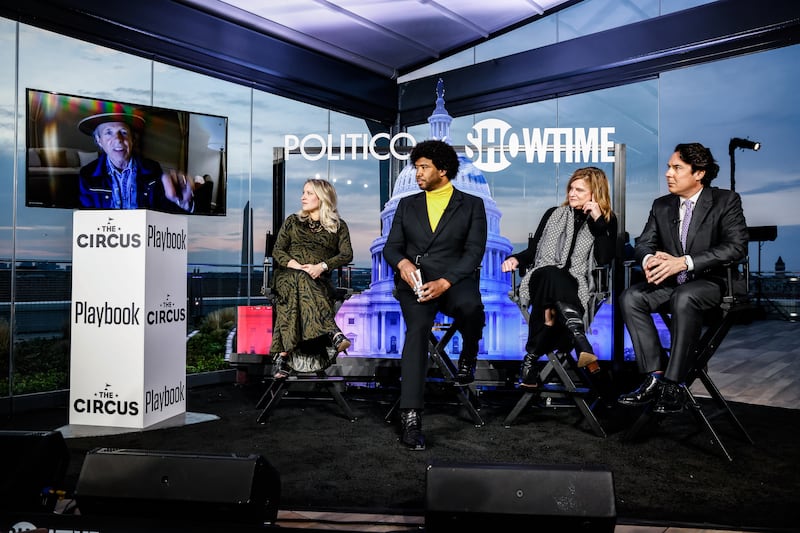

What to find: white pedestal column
left=69, top=210, right=188, bottom=428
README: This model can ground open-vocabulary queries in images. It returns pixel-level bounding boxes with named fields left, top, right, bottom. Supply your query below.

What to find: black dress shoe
left=454, top=356, right=476, bottom=385
left=399, top=409, right=425, bottom=450
left=617, top=374, right=661, bottom=406
left=653, top=381, right=684, bottom=414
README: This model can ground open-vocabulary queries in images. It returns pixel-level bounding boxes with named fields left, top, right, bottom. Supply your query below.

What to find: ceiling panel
left=186, top=0, right=579, bottom=78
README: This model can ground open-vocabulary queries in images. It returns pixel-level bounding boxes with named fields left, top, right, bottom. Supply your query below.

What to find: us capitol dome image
left=334, top=80, right=528, bottom=366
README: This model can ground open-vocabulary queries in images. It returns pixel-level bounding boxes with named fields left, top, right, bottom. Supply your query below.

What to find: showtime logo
left=465, top=122, right=616, bottom=172
left=286, top=123, right=616, bottom=173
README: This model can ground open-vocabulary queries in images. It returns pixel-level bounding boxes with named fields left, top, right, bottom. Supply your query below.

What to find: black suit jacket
left=634, top=186, right=748, bottom=285
left=383, top=187, right=487, bottom=285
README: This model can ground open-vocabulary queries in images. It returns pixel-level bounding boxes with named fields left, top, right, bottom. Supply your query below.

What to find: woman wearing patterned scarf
left=501, top=167, right=617, bottom=388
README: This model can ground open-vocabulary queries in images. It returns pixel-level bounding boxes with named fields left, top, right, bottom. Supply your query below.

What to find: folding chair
left=622, top=259, right=755, bottom=461
left=384, top=317, right=485, bottom=427
left=503, top=264, right=611, bottom=437
left=253, top=234, right=357, bottom=423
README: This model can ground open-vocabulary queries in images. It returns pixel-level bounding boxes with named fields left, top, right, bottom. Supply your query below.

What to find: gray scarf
left=519, top=206, right=598, bottom=326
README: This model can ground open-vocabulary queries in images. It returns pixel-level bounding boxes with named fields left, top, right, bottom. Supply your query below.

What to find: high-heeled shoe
left=273, top=353, right=292, bottom=379
left=553, top=301, right=601, bottom=374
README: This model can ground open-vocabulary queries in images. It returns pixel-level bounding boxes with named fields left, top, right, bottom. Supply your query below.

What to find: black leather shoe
left=618, top=374, right=661, bottom=406
left=399, top=409, right=425, bottom=450
left=653, top=381, right=684, bottom=414
left=454, top=356, right=476, bottom=385
left=519, top=353, right=541, bottom=388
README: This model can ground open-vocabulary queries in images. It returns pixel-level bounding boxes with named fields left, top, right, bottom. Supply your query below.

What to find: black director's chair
left=383, top=318, right=485, bottom=427
left=252, top=232, right=356, bottom=424
left=503, top=264, right=611, bottom=438
left=622, top=259, right=755, bottom=461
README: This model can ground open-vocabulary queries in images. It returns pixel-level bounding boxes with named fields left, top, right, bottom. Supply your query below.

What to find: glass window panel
left=328, top=112, right=382, bottom=273
left=15, top=25, right=153, bottom=261
left=0, top=18, right=14, bottom=398
left=153, top=64, right=254, bottom=270
left=660, top=45, right=800, bottom=277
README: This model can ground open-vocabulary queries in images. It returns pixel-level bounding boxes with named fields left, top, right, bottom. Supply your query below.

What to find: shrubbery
left=186, top=307, right=236, bottom=373
left=0, top=308, right=236, bottom=396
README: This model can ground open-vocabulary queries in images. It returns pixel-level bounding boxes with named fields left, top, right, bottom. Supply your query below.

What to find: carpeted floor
left=3, top=380, right=799, bottom=531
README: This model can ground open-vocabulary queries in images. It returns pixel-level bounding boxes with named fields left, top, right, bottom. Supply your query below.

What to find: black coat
left=383, top=187, right=487, bottom=285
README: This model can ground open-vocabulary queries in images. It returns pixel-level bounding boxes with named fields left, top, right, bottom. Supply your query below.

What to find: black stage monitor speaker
left=0, top=430, right=70, bottom=512
left=426, top=462, right=616, bottom=532
left=75, top=448, right=280, bottom=526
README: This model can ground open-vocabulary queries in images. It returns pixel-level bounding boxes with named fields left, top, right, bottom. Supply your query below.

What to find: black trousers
left=395, top=276, right=484, bottom=410
left=620, top=278, right=722, bottom=383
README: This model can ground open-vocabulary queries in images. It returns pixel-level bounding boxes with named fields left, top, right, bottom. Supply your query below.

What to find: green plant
left=0, top=308, right=237, bottom=395
left=186, top=307, right=235, bottom=374
left=0, top=334, right=70, bottom=395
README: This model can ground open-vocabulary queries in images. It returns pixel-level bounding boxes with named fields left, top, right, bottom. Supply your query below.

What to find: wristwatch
left=321, top=261, right=329, bottom=271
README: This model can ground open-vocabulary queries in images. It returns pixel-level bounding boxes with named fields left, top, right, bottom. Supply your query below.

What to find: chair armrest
left=592, top=264, right=611, bottom=298
left=261, top=256, right=272, bottom=297
left=722, top=257, right=750, bottom=304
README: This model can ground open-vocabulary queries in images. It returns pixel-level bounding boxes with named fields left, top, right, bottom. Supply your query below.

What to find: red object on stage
left=236, top=306, right=273, bottom=355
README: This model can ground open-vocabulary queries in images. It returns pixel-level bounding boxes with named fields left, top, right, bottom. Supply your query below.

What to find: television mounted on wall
left=25, top=88, right=228, bottom=216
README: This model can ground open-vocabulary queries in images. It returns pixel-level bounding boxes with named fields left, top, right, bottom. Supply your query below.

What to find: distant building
left=776, top=256, right=785, bottom=277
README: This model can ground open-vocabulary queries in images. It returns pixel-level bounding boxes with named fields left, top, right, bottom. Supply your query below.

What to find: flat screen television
left=25, top=88, right=228, bottom=215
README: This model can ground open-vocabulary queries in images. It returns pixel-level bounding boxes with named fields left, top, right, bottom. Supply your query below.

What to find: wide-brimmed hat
left=78, top=112, right=145, bottom=135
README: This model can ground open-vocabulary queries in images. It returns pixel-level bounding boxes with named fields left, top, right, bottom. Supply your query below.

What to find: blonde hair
left=297, top=178, right=341, bottom=233
left=561, top=167, right=613, bottom=222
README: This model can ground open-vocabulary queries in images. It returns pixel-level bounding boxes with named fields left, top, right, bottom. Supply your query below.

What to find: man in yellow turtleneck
left=384, top=140, right=488, bottom=450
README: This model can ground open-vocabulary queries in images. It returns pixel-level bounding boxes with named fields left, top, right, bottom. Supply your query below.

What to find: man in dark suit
left=618, top=142, right=748, bottom=414
left=383, top=139, right=487, bottom=450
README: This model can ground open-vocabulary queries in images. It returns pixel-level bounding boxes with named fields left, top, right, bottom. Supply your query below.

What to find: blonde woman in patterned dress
left=269, top=178, right=353, bottom=379
left=500, top=167, right=617, bottom=388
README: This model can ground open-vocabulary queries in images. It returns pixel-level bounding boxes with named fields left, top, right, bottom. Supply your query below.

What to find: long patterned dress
left=269, top=214, right=353, bottom=372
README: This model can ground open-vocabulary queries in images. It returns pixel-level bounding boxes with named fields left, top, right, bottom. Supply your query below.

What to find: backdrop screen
left=25, top=88, right=228, bottom=215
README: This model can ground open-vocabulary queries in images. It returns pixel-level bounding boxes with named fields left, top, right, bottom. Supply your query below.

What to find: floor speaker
left=0, top=430, right=70, bottom=512
left=75, top=448, right=281, bottom=525
left=426, top=462, right=616, bottom=532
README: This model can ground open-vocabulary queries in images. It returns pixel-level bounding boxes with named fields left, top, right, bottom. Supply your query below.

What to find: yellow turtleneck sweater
left=426, top=181, right=453, bottom=231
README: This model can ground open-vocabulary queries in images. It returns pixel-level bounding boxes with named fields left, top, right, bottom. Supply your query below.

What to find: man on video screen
left=78, top=111, right=194, bottom=213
